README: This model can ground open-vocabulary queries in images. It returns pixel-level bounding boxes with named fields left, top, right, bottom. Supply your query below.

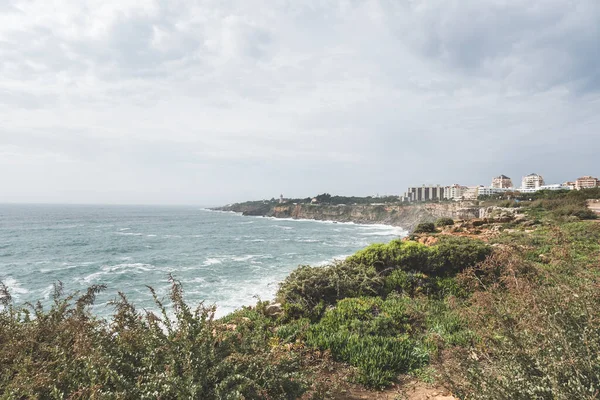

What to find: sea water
left=0, top=204, right=407, bottom=317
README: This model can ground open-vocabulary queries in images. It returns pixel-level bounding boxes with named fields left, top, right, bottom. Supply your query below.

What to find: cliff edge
left=214, top=202, right=483, bottom=232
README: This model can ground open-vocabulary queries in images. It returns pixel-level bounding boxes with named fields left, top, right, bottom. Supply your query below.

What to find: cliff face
left=217, top=202, right=482, bottom=232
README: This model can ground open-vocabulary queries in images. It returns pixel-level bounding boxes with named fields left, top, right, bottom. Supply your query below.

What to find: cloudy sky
left=1, top=0, right=599, bottom=205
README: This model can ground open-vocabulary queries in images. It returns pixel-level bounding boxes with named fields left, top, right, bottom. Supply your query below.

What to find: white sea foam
left=313, top=254, right=352, bottom=267
left=1, top=277, right=29, bottom=295
left=103, top=263, right=154, bottom=273
left=41, top=284, right=54, bottom=299
left=231, top=255, right=258, bottom=262
left=39, top=264, right=80, bottom=273
left=82, top=271, right=106, bottom=283
left=203, top=258, right=223, bottom=266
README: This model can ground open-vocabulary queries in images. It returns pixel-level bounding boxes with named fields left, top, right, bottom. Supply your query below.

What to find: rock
left=417, top=236, right=438, bottom=246
left=471, top=219, right=486, bottom=227
left=265, top=303, right=283, bottom=317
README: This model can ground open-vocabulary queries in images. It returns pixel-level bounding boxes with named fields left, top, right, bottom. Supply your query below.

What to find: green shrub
left=383, top=270, right=428, bottom=297
left=446, top=270, right=600, bottom=400
left=0, top=278, right=308, bottom=399
left=429, top=236, right=491, bottom=276
left=347, top=240, right=430, bottom=274
left=435, top=217, right=455, bottom=227
left=413, top=222, right=436, bottom=234
left=277, top=261, right=384, bottom=317
left=305, top=297, right=427, bottom=388
left=279, top=237, right=491, bottom=318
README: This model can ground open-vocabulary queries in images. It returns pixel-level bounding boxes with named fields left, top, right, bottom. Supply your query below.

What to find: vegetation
left=2, top=189, right=600, bottom=398
left=413, top=222, right=436, bottom=234
left=435, top=217, right=454, bottom=227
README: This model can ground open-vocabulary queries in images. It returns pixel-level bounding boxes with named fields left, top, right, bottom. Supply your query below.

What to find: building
left=491, top=175, right=513, bottom=189
left=478, top=186, right=512, bottom=197
left=517, top=183, right=572, bottom=193
left=443, top=184, right=468, bottom=201
left=462, top=186, right=479, bottom=201
left=404, top=185, right=444, bottom=202
left=521, top=173, right=545, bottom=190
left=538, top=184, right=573, bottom=191
left=575, top=176, right=600, bottom=190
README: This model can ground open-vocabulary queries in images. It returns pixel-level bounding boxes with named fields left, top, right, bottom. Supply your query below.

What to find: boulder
left=265, top=303, right=283, bottom=317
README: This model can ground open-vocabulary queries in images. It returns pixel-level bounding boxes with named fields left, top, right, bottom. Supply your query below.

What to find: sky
left=1, top=0, right=599, bottom=205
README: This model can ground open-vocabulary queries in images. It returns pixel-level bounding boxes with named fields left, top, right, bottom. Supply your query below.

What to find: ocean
left=0, top=204, right=407, bottom=317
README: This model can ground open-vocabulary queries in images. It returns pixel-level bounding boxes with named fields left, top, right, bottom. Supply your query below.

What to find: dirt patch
left=587, top=199, right=600, bottom=214
left=329, top=380, right=457, bottom=400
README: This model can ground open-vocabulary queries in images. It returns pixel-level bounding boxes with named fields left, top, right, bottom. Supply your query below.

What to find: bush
left=348, top=240, right=430, bottom=274
left=413, top=222, right=436, bottom=234
left=0, top=279, right=308, bottom=399
left=429, top=236, right=492, bottom=276
left=305, top=297, right=427, bottom=388
left=383, top=270, right=428, bottom=297
left=277, top=261, right=384, bottom=318
left=279, top=237, right=492, bottom=317
left=435, top=217, right=455, bottom=227
left=445, top=269, right=600, bottom=400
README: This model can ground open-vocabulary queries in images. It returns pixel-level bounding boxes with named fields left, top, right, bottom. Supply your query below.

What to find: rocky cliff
left=215, top=202, right=483, bottom=232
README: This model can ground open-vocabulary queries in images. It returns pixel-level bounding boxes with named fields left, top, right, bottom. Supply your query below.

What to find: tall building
left=404, top=185, right=444, bottom=202
left=575, top=176, right=600, bottom=190
left=443, top=184, right=468, bottom=201
left=521, top=173, right=545, bottom=190
left=491, top=175, right=513, bottom=188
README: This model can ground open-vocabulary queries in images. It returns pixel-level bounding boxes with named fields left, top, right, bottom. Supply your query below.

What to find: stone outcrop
left=215, top=202, right=483, bottom=232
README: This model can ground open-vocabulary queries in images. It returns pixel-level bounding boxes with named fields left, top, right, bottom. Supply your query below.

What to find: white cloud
left=0, top=0, right=599, bottom=204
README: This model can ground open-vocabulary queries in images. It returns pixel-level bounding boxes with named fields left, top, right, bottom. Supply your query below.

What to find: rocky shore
left=214, top=201, right=484, bottom=232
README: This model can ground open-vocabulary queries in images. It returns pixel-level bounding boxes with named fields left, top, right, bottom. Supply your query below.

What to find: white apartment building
left=444, top=184, right=468, bottom=201
left=518, top=184, right=572, bottom=193
left=478, top=186, right=512, bottom=197
left=575, top=176, right=600, bottom=190
left=521, top=173, right=545, bottom=190
left=491, top=175, right=513, bottom=189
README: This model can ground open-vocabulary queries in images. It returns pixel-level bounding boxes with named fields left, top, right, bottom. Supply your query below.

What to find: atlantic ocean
left=0, top=204, right=407, bottom=317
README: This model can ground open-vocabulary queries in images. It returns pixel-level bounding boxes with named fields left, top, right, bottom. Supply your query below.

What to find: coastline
left=211, top=201, right=482, bottom=232
left=205, top=208, right=409, bottom=233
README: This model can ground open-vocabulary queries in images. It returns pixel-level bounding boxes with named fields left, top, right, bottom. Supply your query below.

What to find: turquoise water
left=0, top=205, right=406, bottom=317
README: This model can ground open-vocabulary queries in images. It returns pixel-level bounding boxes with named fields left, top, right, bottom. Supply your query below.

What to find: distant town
left=262, top=174, right=600, bottom=207
left=402, top=174, right=600, bottom=202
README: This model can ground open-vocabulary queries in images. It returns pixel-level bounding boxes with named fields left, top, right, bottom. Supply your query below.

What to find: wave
left=39, top=264, right=81, bottom=273
left=203, top=258, right=223, bottom=266
left=274, top=225, right=294, bottom=230
left=231, top=255, right=258, bottom=262
left=81, top=263, right=156, bottom=283
left=313, top=254, right=352, bottom=267
left=1, top=277, right=29, bottom=295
